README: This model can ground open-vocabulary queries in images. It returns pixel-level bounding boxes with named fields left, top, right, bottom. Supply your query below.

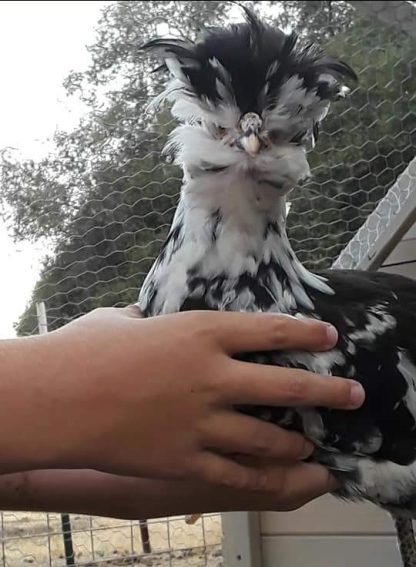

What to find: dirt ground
left=0, top=512, right=222, bottom=566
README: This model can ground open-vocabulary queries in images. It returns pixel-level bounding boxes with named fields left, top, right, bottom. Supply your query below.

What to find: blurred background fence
left=0, top=511, right=222, bottom=566
left=0, top=0, right=415, bottom=565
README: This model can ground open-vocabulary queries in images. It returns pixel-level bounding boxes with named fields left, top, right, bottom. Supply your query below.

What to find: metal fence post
left=139, top=519, right=152, bottom=554
left=36, top=302, right=75, bottom=566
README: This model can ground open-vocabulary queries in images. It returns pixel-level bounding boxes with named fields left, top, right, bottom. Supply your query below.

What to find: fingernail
left=349, top=381, right=365, bottom=408
left=325, top=324, right=338, bottom=346
left=302, top=441, right=314, bottom=459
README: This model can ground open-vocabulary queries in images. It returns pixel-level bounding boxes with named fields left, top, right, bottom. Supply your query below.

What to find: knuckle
left=250, top=434, right=273, bottom=457
left=200, top=364, right=226, bottom=397
left=180, top=310, right=209, bottom=331
left=193, top=314, right=218, bottom=343
left=198, top=459, right=240, bottom=489
left=192, top=458, right=216, bottom=482
left=193, top=418, right=208, bottom=439
left=215, top=467, right=243, bottom=489
left=248, top=470, right=269, bottom=492
left=226, top=472, right=246, bottom=490
left=270, top=315, right=291, bottom=340
left=213, top=466, right=267, bottom=492
left=200, top=466, right=219, bottom=485
left=187, top=311, right=207, bottom=331
left=217, top=465, right=269, bottom=492
left=228, top=471, right=251, bottom=491
left=284, top=375, right=307, bottom=403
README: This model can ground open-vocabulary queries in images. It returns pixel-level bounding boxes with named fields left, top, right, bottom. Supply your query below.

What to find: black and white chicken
left=138, top=8, right=416, bottom=566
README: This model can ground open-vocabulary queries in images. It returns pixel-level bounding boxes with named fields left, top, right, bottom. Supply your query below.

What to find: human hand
left=41, top=307, right=364, bottom=490
left=0, top=464, right=338, bottom=520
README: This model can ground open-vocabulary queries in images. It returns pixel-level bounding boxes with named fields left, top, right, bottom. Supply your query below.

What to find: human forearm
left=0, top=335, right=75, bottom=473
left=0, top=466, right=334, bottom=519
left=0, top=470, right=221, bottom=519
left=0, top=470, right=167, bottom=519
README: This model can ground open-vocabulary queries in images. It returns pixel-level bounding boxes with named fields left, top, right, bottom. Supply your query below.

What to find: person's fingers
left=114, top=310, right=338, bottom=354
left=222, top=462, right=340, bottom=511
left=223, top=363, right=365, bottom=410
left=193, top=452, right=273, bottom=491
left=192, top=453, right=339, bottom=507
left=270, top=462, right=340, bottom=510
left=196, top=311, right=338, bottom=353
left=204, top=413, right=314, bottom=461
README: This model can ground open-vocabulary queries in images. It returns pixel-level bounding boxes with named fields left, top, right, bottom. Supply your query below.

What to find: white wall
left=379, top=223, right=416, bottom=279
left=259, top=496, right=402, bottom=566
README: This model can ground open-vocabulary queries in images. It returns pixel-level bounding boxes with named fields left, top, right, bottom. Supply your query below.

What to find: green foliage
left=287, top=18, right=416, bottom=268
left=12, top=107, right=182, bottom=334
left=0, top=1, right=414, bottom=335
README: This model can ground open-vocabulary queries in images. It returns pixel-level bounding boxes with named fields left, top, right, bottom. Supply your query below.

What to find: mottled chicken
left=138, top=9, right=416, bottom=566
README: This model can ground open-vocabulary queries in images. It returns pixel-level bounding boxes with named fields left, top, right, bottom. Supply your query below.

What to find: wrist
left=0, top=333, right=88, bottom=472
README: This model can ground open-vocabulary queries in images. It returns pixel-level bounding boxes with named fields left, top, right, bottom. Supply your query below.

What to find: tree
left=286, top=16, right=416, bottom=268
left=2, top=1, right=228, bottom=335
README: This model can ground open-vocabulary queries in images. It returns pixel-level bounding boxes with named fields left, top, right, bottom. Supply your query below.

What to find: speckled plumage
left=138, top=9, right=416, bottom=564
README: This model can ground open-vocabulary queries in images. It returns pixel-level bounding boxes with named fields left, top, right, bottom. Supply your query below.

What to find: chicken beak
left=241, top=133, right=261, bottom=156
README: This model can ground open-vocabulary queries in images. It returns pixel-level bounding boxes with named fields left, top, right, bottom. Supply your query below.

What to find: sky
left=0, top=0, right=109, bottom=338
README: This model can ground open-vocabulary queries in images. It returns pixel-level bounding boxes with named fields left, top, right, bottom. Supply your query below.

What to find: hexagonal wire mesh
left=0, top=1, right=415, bottom=565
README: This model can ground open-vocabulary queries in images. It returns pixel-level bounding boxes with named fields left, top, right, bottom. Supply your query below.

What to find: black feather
left=140, top=7, right=357, bottom=115
left=139, top=10, right=416, bottom=565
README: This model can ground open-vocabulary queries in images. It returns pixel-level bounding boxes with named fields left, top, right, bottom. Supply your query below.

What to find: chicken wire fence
left=0, top=512, right=222, bottom=567
left=0, top=0, right=415, bottom=565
